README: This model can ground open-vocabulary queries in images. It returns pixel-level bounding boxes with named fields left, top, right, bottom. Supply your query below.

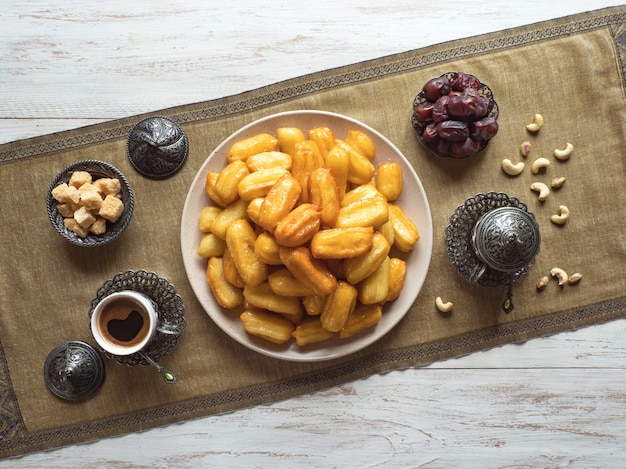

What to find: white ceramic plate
left=181, top=110, right=433, bottom=362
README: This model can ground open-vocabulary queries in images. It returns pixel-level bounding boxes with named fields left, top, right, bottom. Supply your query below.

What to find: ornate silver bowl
left=445, top=192, right=541, bottom=312
left=46, top=160, right=134, bottom=247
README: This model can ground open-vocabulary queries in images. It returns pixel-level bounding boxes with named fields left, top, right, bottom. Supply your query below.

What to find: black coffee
left=107, top=310, right=144, bottom=342
left=96, top=297, right=151, bottom=348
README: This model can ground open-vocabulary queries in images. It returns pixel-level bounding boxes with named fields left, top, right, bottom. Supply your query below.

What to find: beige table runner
left=1, top=6, right=625, bottom=459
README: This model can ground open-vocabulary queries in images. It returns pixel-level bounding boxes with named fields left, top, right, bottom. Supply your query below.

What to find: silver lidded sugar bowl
left=470, top=206, right=541, bottom=283
left=445, top=192, right=541, bottom=313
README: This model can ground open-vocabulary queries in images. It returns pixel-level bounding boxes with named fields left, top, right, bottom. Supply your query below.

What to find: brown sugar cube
left=74, top=206, right=97, bottom=228
left=99, top=194, right=124, bottom=222
left=51, top=183, right=69, bottom=202
left=94, top=178, right=121, bottom=197
left=77, top=182, right=103, bottom=196
left=80, top=190, right=103, bottom=211
left=64, top=217, right=90, bottom=238
left=51, top=183, right=80, bottom=204
left=56, top=203, right=76, bottom=218
left=89, top=216, right=107, bottom=235
left=68, top=171, right=92, bottom=189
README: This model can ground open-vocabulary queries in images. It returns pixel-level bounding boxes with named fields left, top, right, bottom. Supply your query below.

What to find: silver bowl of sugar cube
left=47, top=160, right=134, bottom=247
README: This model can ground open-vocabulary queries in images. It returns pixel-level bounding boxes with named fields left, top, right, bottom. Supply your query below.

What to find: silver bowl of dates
left=411, top=72, right=499, bottom=159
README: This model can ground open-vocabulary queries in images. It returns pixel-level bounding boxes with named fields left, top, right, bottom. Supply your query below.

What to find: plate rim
left=180, top=110, right=433, bottom=362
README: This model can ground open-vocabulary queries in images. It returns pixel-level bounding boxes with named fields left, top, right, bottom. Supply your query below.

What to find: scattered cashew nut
left=551, top=176, right=566, bottom=189
left=519, top=141, right=532, bottom=157
left=435, top=296, right=453, bottom=313
left=550, top=205, right=570, bottom=225
left=526, top=113, right=544, bottom=132
left=554, top=142, right=574, bottom=161
left=530, top=182, right=550, bottom=201
left=568, top=272, right=583, bottom=285
left=502, top=159, right=525, bottom=176
left=550, top=267, right=569, bottom=286
left=531, top=157, right=551, bottom=174
left=536, top=276, right=549, bottom=291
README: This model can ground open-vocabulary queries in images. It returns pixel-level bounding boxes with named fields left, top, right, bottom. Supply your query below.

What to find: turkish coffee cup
left=90, top=291, right=158, bottom=356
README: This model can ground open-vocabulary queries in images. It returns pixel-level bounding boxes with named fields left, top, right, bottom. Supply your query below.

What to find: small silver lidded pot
left=469, top=206, right=541, bottom=283
left=445, top=192, right=541, bottom=313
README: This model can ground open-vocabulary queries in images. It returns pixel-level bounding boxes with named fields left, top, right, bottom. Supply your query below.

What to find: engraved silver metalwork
left=445, top=192, right=540, bottom=288
left=138, top=351, right=177, bottom=384
left=127, top=116, right=188, bottom=179
left=44, top=341, right=104, bottom=400
left=47, top=160, right=134, bottom=247
left=88, top=270, right=186, bottom=368
left=471, top=206, right=540, bottom=281
left=445, top=192, right=541, bottom=313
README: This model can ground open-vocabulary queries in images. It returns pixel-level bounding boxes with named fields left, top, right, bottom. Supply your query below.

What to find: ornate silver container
left=445, top=192, right=541, bottom=313
left=470, top=206, right=541, bottom=282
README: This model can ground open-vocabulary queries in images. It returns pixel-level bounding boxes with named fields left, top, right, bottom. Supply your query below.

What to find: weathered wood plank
left=4, top=365, right=624, bottom=467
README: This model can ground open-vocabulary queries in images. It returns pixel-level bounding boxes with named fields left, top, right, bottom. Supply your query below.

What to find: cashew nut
left=568, top=272, right=583, bottom=285
left=530, top=182, right=550, bottom=201
left=550, top=267, right=569, bottom=286
left=435, top=296, right=453, bottom=313
left=531, top=157, right=551, bottom=174
left=502, top=159, right=525, bottom=176
left=551, top=176, right=566, bottom=189
left=526, top=113, right=544, bottom=132
left=519, top=141, right=532, bottom=157
left=536, top=276, right=549, bottom=291
left=553, top=142, right=574, bottom=161
left=550, top=205, right=570, bottom=225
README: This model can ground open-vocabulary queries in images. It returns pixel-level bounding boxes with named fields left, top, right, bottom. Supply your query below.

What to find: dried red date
left=448, top=89, right=495, bottom=119
left=447, top=93, right=477, bottom=118
left=473, top=93, right=493, bottom=119
left=422, top=76, right=451, bottom=102
left=451, top=72, right=480, bottom=92
left=436, top=139, right=452, bottom=157
left=450, top=138, right=481, bottom=159
left=432, top=95, right=451, bottom=123
left=470, top=117, right=499, bottom=140
left=422, top=123, right=439, bottom=143
left=413, top=101, right=434, bottom=122
left=437, top=120, right=469, bottom=142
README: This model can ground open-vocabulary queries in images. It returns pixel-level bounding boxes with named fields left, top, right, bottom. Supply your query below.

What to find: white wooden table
left=2, top=2, right=625, bottom=466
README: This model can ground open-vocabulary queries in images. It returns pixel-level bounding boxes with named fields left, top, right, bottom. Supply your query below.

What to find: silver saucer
left=88, top=270, right=186, bottom=366
left=445, top=192, right=535, bottom=287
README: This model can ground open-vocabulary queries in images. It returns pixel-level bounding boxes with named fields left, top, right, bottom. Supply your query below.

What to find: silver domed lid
left=471, top=206, right=541, bottom=274
left=127, top=117, right=188, bottom=179
left=44, top=340, right=104, bottom=400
